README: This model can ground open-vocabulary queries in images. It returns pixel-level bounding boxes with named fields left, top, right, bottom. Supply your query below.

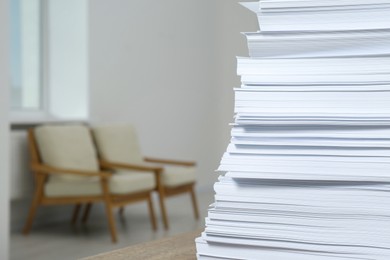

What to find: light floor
left=10, top=189, right=214, bottom=260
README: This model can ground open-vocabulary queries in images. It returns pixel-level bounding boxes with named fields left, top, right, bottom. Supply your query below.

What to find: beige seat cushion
left=45, top=171, right=155, bottom=197
left=162, top=166, right=196, bottom=188
left=34, top=125, right=99, bottom=181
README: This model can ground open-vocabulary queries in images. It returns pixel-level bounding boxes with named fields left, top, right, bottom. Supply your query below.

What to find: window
left=10, top=0, right=43, bottom=111
left=10, top=0, right=89, bottom=122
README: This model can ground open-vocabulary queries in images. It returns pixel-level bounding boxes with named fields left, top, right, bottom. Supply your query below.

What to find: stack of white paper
left=197, top=0, right=390, bottom=259
left=243, top=1, right=390, bottom=32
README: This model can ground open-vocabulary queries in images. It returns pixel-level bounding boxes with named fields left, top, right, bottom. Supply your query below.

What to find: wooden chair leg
left=81, top=203, right=92, bottom=224
left=23, top=175, right=45, bottom=235
left=147, top=194, right=157, bottom=231
left=104, top=201, right=117, bottom=243
left=101, top=179, right=117, bottom=243
left=71, top=204, right=82, bottom=225
left=23, top=196, right=40, bottom=235
left=157, top=187, right=169, bottom=230
left=190, top=186, right=200, bottom=220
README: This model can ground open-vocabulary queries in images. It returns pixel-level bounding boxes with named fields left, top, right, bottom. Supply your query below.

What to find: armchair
left=92, top=124, right=199, bottom=229
left=23, top=125, right=157, bottom=242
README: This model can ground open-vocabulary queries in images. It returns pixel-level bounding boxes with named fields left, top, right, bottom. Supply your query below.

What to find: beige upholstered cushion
left=162, top=166, right=196, bottom=188
left=45, top=171, right=155, bottom=197
left=34, top=125, right=99, bottom=181
left=93, top=125, right=144, bottom=164
left=118, top=165, right=196, bottom=188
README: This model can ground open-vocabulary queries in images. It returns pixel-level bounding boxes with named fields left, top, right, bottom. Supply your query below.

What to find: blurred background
left=0, top=0, right=257, bottom=259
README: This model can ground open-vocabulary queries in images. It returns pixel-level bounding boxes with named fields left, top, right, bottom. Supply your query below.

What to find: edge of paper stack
left=196, top=0, right=390, bottom=259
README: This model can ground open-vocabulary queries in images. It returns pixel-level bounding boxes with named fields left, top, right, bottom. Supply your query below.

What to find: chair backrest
left=92, top=124, right=144, bottom=164
left=33, top=124, right=100, bottom=181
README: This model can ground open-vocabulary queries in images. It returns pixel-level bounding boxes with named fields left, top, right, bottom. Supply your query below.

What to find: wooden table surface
left=83, top=230, right=202, bottom=260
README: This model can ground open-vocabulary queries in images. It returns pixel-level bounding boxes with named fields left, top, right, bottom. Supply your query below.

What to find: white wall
left=10, top=131, right=32, bottom=200
left=89, top=0, right=220, bottom=189
left=214, top=0, right=258, bottom=155
left=0, top=0, right=10, bottom=257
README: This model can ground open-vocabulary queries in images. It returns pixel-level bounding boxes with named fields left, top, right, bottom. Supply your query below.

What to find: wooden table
left=84, top=230, right=202, bottom=260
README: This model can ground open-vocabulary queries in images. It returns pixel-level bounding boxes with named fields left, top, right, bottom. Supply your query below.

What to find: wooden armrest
left=144, top=157, right=196, bottom=167
left=31, top=163, right=112, bottom=178
left=100, top=160, right=163, bottom=173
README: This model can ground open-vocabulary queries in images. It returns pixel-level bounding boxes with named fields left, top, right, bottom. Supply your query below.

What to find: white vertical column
left=0, top=0, right=11, bottom=258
